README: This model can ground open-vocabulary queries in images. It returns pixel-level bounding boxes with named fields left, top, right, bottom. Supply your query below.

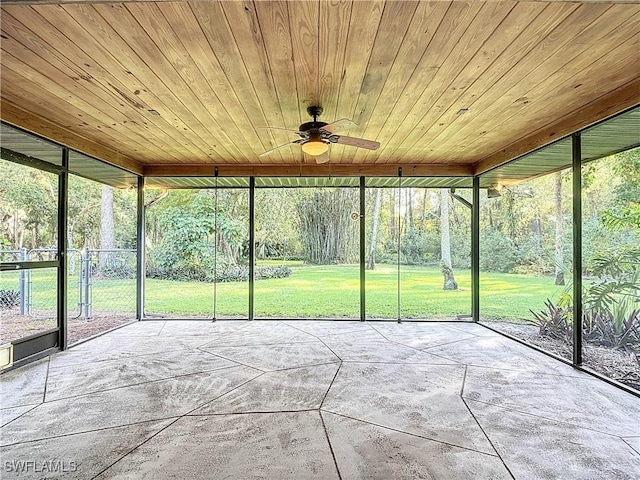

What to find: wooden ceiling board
left=1, top=50, right=173, bottom=163
left=1, top=101, right=143, bottom=173
left=409, top=2, right=579, bottom=163
left=362, top=1, right=510, bottom=164
left=138, top=2, right=271, bottom=158
left=1, top=1, right=638, bottom=179
left=401, top=1, right=560, bottom=163
left=451, top=4, right=640, bottom=163
left=414, top=2, right=616, bottom=162
left=68, top=1, right=240, bottom=163
left=348, top=0, right=452, bottom=165
left=8, top=4, right=216, bottom=163
left=93, top=3, right=252, bottom=162
left=350, top=0, right=482, bottom=165
left=323, top=0, right=384, bottom=161
left=339, top=0, right=420, bottom=164
left=217, top=1, right=291, bottom=162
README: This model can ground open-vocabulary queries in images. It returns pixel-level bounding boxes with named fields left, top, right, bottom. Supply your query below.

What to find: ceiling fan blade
left=335, top=135, right=380, bottom=150
left=314, top=150, right=330, bottom=164
left=321, top=118, right=357, bottom=134
left=259, top=139, right=302, bottom=157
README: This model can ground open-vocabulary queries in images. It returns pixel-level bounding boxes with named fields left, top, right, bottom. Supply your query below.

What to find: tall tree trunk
left=440, top=189, right=458, bottom=290
left=554, top=172, right=565, bottom=285
left=407, top=188, right=414, bottom=230
left=367, top=188, right=382, bottom=270
left=99, top=185, right=116, bottom=270
left=389, top=190, right=396, bottom=238
left=420, top=189, right=428, bottom=230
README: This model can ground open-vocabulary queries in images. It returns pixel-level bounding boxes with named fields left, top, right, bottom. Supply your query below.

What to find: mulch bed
left=490, top=321, right=640, bottom=391
left=0, top=308, right=134, bottom=346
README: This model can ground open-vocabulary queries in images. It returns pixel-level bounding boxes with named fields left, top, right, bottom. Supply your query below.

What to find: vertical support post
left=359, top=176, right=366, bottom=322
left=397, top=168, right=402, bottom=323
left=213, top=167, right=219, bottom=321
left=249, top=176, right=255, bottom=321
left=572, top=133, right=583, bottom=366
left=84, top=249, right=91, bottom=320
left=19, top=248, right=27, bottom=315
left=75, top=250, right=82, bottom=315
left=58, top=148, right=69, bottom=350
left=471, top=176, right=480, bottom=322
left=136, top=176, right=145, bottom=320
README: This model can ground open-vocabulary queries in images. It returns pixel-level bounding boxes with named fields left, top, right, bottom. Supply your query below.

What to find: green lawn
left=2, top=263, right=565, bottom=321
left=145, top=262, right=564, bottom=320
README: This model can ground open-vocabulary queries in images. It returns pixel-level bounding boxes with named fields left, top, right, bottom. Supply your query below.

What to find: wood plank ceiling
left=1, top=0, right=639, bottom=178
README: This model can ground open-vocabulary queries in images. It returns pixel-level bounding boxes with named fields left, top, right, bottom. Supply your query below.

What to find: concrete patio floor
left=1, top=320, right=638, bottom=479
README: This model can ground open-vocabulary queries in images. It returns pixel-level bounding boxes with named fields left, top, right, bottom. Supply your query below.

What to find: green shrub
left=480, top=230, right=519, bottom=273
left=146, top=264, right=292, bottom=283
left=400, top=228, right=428, bottom=265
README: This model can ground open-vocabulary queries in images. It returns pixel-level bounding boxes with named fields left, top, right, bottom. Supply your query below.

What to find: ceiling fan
left=259, top=106, right=380, bottom=164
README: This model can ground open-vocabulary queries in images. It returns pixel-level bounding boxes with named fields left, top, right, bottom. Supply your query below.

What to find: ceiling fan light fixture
left=301, top=139, right=328, bottom=156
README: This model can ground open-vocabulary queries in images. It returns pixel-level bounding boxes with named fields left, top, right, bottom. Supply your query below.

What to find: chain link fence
left=0, top=248, right=136, bottom=320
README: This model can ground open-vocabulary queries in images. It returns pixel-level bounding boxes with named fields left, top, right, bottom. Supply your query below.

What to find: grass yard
left=145, top=262, right=564, bottom=320
left=1, top=263, right=565, bottom=321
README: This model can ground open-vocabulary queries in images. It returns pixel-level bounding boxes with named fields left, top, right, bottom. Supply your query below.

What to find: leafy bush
left=480, top=230, right=520, bottom=273
left=528, top=248, right=640, bottom=352
left=255, top=266, right=292, bottom=280
left=96, top=262, right=136, bottom=280
left=529, top=298, right=639, bottom=351
left=583, top=301, right=640, bottom=350
left=450, top=230, right=471, bottom=269
left=527, top=299, right=572, bottom=343
left=400, top=228, right=429, bottom=265
left=147, top=264, right=292, bottom=283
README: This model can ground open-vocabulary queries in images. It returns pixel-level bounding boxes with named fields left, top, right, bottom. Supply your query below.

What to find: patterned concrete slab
left=320, top=327, right=390, bottom=344
left=283, top=321, right=375, bottom=337
left=45, top=350, right=239, bottom=401
left=0, top=366, right=260, bottom=446
left=322, top=411, right=511, bottom=480
left=0, top=405, right=37, bottom=428
left=0, top=359, right=48, bottom=409
left=371, top=323, right=478, bottom=349
left=94, top=412, right=339, bottom=480
left=104, top=320, right=166, bottom=336
left=0, top=419, right=173, bottom=480
left=425, top=335, right=582, bottom=375
left=49, top=335, right=206, bottom=367
left=468, top=400, right=640, bottom=480
left=623, top=437, right=640, bottom=455
left=195, top=363, right=340, bottom=414
left=322, top=362, right=494, bottom=453
left=464, top=366, right=640, bottom=437
left=201, top=342, right=339, bottom=371
left=321, top=338, right=458, bottom=365
left=158, top=320, right=249, bottom=337
left=2, top=320, right=637, bottom=479
left=447, top=322, right=500, bottom=337
left=198, top=321, right=317, bottom=347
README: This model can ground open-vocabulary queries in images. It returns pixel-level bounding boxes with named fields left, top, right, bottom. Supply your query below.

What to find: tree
left=440, top=189, right=457, bottom=290
left=295, top=188, right=358, bottom=264
left=367, top=188, right=382, bottom=270
left=99, top=185, right=116, bottom=270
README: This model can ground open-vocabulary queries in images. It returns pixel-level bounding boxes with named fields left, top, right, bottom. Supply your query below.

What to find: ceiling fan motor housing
left=299, top=121, right=328, bottom=133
